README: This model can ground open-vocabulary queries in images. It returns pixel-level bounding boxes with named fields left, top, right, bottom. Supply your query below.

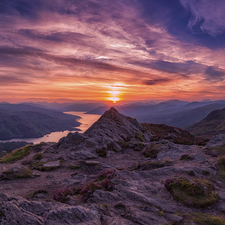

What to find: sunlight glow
left=107, top=84, right=124, bottom=103
left=109, top=97, right=120, bottom=103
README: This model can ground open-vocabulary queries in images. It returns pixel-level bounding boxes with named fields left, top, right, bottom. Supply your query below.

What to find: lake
left=0, top=112, right=101, bottom=144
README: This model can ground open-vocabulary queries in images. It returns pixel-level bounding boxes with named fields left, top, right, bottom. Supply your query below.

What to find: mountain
left=59, top=102, right=106, bottom=112
left=188, top=107, right=225, bottom=138
left=85, top=100, right=225, bottom=129
left=0, top=103, right=81, bottom=140
left=0, top=107, right=224, bottom=224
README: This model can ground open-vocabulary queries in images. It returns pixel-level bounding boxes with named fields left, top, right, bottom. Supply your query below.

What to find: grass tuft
left=0, top=145, right=32, bottom=163
left=164, top=177, right=218, bottom=207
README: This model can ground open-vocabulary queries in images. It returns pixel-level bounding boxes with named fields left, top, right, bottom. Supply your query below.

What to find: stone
left=43, top=160, right=60, bottom=167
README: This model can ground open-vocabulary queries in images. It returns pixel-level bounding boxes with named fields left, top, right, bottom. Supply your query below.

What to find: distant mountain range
left=84, top=100, right=225, bottom=129
left=5, top=99, right=225, bottom=139
left=0, top=103, right=81, bottom=140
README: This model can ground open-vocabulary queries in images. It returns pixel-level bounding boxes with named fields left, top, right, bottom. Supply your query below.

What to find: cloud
left=205, top=66, right=225, bottom=81
left=142, top=78, right=172, bottom=85
left=180, top=0, right=225, bottom=36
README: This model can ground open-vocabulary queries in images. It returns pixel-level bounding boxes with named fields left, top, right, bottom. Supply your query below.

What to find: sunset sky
left=1, top=0, right=225, bottom=103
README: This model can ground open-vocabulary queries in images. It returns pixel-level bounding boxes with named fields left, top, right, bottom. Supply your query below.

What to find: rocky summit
left=0, top=107, right=225, bottom=224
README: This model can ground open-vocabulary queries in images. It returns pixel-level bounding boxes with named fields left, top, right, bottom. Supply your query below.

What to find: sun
left=109, top=97, right=120, bottom=103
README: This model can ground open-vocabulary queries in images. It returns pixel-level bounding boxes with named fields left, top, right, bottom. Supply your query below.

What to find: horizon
left=1, top=1, right=225, bottom=103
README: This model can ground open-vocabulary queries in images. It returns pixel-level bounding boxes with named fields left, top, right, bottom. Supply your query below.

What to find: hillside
left=1, top=108, right=225, bottom=224
left=0, top=103, right=81, bottom=140
left=188, top=107, right=225, bottom=138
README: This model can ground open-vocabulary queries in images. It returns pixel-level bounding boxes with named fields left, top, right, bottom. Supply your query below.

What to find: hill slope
left=0, top=103, right=81, bottom=140
left=188, top=107, right=225, bottom=138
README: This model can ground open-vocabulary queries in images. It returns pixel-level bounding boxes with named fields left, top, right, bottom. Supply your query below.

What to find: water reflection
left=0, top=112, right=101, bottom=144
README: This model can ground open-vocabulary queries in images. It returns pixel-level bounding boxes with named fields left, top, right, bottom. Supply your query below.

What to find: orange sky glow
left=1, top=0, right=225, bottom=104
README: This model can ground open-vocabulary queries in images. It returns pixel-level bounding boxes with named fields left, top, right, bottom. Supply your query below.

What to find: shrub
left=116, top=141, right=130, bottom=149
left=217, top=156, right=225, bottom=180
left=32, top=190, right=48, bottom=198
left=164, top=177, right=218, bottom=207
left=96, top=147, right=107, bottom=157
left=180, top=154, right=193, bottom=160
left=69, top=164, right=80, bottom=169
left=31, top=161, right=61, bottom=171
left=142, top=144, right=160, bottom=158
left=79, top=169, right=115, bottom=201
left=33, top=153, right=42, bottom=160
left=1, top=167, right=33, bottom=180
left=134, top=143, right=145, bottom=151
left=136, top=132, right=144, bottom=142
left=53, top=188, right=75, bottom=202
left=131, top=160, right=172, bottom=171
left=192, top=212, right=225, bottom=225
left=187, top=170, right=195, bottom=176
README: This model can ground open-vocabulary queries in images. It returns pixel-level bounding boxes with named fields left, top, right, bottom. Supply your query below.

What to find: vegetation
left=136, top=132, right=144, bottom=142
left=79, top=169, right=115, bottom=201
left=180, top=154, right=193, bottom=160
left=31, top=160, right=62, bottom=171
left=96, top=147, right=107, bottom=157
left=33, top=153, right=42, bottom=160
left=131, top=160, right=172, bottom=171
left=143, top=123, right=196, bottom=145
left=164, top=177, right=218, bottom=207
left=0, top=145, right=32, bottom=163
left=217, top=156, right=225, bottom=180
left=192, top=212, right=225, bottom=225
left=0, top=141, right=32, bottom=157
left=206, top=144, right=225, bottom=157
left=134, top=143, right=145, bottom=151
left=116, top=141, right=130, bottom=149
left=142, top=143, right=162, bottom=158
left=69, top=164, right=80, bottom=169
left=53, top=187, right=75, bottom=202
left=188, top=108, right=225, bottom=138
left=32, top=190, right=48, bottom=198
left=1, top=167, right=33, bottom=180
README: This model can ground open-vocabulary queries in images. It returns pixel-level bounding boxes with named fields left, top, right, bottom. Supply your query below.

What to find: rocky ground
left=0, top=107, right=225, bottom=225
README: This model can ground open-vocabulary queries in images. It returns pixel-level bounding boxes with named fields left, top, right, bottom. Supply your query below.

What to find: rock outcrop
left=0, top=108, right=225, bottom=224
left=56, top=107, right=152, bottom=154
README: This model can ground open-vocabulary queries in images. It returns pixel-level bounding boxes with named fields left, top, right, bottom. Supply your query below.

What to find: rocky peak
left=101, top=107, right=120, bottom=120
left=56, top=108, right=152, bottom=153
left=84, top=107, right=152, bottom=142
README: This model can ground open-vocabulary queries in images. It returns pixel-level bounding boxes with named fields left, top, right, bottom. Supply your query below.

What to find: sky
left=1, top=0, right=225, bottom=103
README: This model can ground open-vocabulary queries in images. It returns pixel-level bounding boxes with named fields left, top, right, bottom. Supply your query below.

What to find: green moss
left=96, top=147, right=107, bottom=157
left=131, top=160, right=172, bottom=171
left=165, top=177, right=218, bottom=207
left=117, top=141, right=130, bottom=149
left=1, top=167, right=33, bottom=180
left=31, top=160, right=61, bottom=171
left=0, top=145, right=32, bottom=163
left=134, top=143, right=145, bottom=151
left=192, top=212, right=225, bottom=225
left=180, top=154, right=193, bottom=160
left=142, top=143, right=162, bottom=158
left=136, top=132, right=144, bottom=142
left=69, top=164, right=80, bottom=169
left=206, top=144, right=225, bottom=156
left=33, top=153, right=42, bottom=160
left=32, top=190, right=48, bottom=198
left=187, top=170, right=195, bottom=176
left=217, top=156, right=225, bottom=180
